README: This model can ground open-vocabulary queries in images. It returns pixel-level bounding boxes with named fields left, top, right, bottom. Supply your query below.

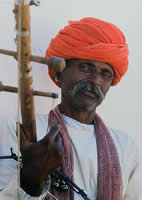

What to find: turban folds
left=46, top=17, right=129, bottom=87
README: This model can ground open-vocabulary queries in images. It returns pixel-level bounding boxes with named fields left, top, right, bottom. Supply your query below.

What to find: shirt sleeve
left=0, top=175, right=53, bottom=200
left=0, top=118, right=51, bottom=200
left=123, top=141, right=142, bottom=200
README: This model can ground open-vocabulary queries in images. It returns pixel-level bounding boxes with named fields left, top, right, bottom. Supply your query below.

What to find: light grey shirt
left=0, top=114, right=141, bottom=200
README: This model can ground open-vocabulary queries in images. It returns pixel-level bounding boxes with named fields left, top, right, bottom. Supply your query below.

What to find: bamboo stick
left=14, top=1, right=37, bottom=141
left=0, top=81, right=58, bottom=98
left=0, top=49, right=65, bottom=72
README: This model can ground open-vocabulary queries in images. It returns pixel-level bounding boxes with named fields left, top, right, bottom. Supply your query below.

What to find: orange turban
left=46, top=17, right=129, bottom=87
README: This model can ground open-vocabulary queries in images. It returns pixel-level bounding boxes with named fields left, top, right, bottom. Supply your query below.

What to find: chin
left=71, top=100, right=99, bottom=112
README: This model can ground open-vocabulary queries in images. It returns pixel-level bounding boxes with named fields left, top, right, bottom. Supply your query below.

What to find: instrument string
left=16, top=0, right=23, bottom=199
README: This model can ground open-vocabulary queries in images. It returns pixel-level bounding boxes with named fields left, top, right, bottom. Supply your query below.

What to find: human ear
left=54, top=71, right=63, bottom=82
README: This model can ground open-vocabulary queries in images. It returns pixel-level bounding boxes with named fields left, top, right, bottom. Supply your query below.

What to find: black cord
left=0, top=149, right=91, bottom=200
left=0, top=148, right=21, bottom=161
left=52, top=169, right=91, bottom=200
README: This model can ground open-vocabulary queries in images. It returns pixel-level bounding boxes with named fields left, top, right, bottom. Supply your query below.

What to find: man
left=0, top=17, right=142, bottom=200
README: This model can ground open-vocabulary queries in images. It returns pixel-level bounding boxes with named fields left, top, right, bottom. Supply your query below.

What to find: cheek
left=61, top=74, right=75, bottom=93
left=62, top=72, right=80, bottom=89
left=102, top=82, right=111, bottom=96
left=62, top=77, right=73, bottom=90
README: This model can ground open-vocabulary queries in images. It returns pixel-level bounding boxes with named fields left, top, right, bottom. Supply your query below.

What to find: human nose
left=89, top=71, right=103, bottom=87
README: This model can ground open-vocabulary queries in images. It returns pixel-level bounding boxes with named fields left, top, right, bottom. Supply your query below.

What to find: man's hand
left=17, top=123, right=64, bottom=196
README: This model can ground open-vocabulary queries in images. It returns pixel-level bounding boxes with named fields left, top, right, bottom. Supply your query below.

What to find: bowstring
left=17, top=0, right=23, bottom=199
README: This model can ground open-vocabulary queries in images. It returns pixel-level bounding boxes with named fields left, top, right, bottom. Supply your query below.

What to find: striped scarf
left=48, top=105, right=123, bottom=200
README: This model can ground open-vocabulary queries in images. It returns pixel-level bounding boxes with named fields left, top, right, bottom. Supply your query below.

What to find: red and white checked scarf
left=48, top=105, right=123, bottom=200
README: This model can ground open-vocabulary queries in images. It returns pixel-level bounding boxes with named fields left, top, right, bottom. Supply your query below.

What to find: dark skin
left=19, top=124, right=64, bottom=196
left=20, top=59, right=114, bottom=196
left=60, top=59, right=114, bottom=123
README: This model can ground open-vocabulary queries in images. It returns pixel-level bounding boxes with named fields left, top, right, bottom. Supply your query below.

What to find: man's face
left=60, top=59, right=114, bottom=112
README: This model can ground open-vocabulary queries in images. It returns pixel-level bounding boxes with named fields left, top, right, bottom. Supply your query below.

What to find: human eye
left=79, top=63, right=92, bottom=73
left=101, top=69, right=113, bottom=81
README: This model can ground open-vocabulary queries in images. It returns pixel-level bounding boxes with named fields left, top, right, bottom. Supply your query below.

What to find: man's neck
left=59, top=104, right=96, bottom=125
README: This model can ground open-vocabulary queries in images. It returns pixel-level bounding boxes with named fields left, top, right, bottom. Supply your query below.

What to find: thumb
left=41, top=124, right=60, bottom=145
left=16, top=122, right=30, bottom=151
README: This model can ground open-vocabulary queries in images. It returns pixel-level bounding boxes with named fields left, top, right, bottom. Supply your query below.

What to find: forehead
left=67, top=59, right=114, bottom=73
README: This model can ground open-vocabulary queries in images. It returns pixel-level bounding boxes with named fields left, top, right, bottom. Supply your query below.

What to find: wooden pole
left=0, top=49, right=65, bottom=72
left=14, top=1, right=37, bottom=141
left=0, top=81, right=58, bottom=98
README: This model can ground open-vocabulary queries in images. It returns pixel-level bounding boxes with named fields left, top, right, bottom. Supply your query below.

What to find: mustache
left=72, top=81, right=104, bottom=102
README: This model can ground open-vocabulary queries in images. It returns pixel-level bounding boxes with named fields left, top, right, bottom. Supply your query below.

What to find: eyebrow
left=102, top=68, right=114, bottom=77
left=68, top=59, right=114, bottom=75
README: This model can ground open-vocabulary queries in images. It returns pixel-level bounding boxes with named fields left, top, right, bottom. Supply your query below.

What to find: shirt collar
left=61, top=113, right=94, bottom=132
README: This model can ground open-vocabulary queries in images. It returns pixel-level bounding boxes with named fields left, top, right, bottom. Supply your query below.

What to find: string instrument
left=0, top=0, right=65, bottom=199
left=0, top=1, right=92, bottom=199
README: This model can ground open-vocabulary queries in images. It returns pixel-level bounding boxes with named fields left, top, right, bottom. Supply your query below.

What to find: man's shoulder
left=8, top=114, right=49, bottom=140
left=8, top=114, right=49, bottom=128
left=108, top=127, right=134, bottom=147
left=108, top=127, right=140, bottom=161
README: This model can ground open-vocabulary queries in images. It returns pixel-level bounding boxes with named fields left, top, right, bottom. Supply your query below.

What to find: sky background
left=0, top=0, right=141, bottom=154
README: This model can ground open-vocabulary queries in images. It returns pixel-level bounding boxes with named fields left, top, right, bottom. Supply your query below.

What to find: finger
left=55, top=135, right=64, bottom=155
left=41, top=124, right=60, bottom=144
left=55, top=135, right=64, bottom=167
